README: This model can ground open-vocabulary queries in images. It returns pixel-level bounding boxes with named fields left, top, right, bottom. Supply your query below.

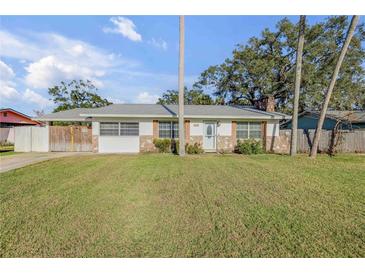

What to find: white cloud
left=25, top=55, right=105, bottom=89
left=0, top=30, right=140, bottom=90
left=148, top=38, right=168, bottom=51
left=103, top=17, right=142, bottom=42
left=135, top=92, right=159, bottom=104
left=0, top=60, right=51, bottom=108
left=0, top=29, right=198, bottom=107
left=23, top=89, right=53, bottom=108
left=70, top=44, right=85, bottom=56
left=0, top=60, right=20, bottom=99
left=0, top=31, right=43, bottom=61
left=107, top=97, right=125, bottom=104
left=0, top=85, right=20, bottom=99
left=0, top=60, right=15, bottom=80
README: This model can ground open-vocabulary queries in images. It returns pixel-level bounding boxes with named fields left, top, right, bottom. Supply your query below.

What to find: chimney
left=264, top=95, right=275, bottom=112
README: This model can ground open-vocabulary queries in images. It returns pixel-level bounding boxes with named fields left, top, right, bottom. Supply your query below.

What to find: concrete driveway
left=0, top=152, right=92, bottom=173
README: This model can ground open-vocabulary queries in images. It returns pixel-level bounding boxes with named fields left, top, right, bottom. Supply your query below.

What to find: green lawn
left=0, top=154, right=364, bottom=257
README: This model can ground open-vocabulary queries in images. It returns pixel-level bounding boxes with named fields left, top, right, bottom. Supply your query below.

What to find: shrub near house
left=153, top=138, right=172, bottom=153
left=235, top=139, right=263, bottom=155
left=153, top=138, right=204, bottom=154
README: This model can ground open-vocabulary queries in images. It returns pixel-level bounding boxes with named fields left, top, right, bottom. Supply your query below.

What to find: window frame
left=99, top=122, right=139, bottom=137
left=236, top=121, right=262, bottom=140
left=119, top=122, right=139, bottom=136
left=99, top=122, right=120, bottom=136
left=158, top=121, right=179, bottom=139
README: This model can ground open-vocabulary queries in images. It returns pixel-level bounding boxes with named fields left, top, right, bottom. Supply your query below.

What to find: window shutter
left=261, top=121, right=267, bottom=151
left=231, top=121, right=237, bottom=146
left=185, top=120, right=190, bottom=143
left=153, top=120, right=159, bottom=139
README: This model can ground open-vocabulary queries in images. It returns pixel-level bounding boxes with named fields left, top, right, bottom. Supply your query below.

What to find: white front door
left=203, top=122, right=216, bottom=151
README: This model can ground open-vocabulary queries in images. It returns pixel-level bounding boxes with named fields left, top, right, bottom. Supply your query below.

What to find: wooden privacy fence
left=50, top=126, right=92, bottom=152
left=279, top=129, right=365, bottom=153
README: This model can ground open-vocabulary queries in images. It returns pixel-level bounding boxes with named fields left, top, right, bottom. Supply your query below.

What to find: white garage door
left=98, top=122, right=140, bottom=153
left=99, top=136, right=140, bottom=153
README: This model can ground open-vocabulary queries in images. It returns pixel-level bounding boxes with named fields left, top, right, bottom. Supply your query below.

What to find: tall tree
left=194, top=16, right=365, bottom=113
left=48, top=80, right=111, bottom=113
left=290, top=15, right=306, bottom=156
left=178, top=15, right=185, bottom=156
left=310, top=16, right=360, bottom=158
left=157, top=88, right=213, bottom=105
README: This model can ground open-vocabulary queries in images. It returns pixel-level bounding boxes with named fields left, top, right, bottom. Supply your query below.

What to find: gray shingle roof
left=300, top=110, right=365, bottom=123
left=37, top=108, right=95, bottom=121
left=326, top=111, right=365, bottom=123
left=37, top=104, right=290, bottom=121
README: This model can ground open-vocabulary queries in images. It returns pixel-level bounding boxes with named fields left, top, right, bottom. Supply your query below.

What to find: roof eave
left=36, top=118, right=89, bottom=122
left=79, top=113, right=285, bottom=119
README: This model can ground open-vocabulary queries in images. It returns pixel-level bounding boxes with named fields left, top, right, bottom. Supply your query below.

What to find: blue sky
left=0, top=16, right=362, bottom=116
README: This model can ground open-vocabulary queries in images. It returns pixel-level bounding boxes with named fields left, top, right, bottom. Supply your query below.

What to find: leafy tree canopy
left=48, top=80, right=111, bottom=113
left=157, top=87, right=214, bottom=105
left=194, top=16, right=365, bottom=113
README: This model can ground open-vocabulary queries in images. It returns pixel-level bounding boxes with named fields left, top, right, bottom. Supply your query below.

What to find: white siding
left=190, top=119, right=231, bottom=136
left=217, top=120, right=231, bottom=136
left=92, top=122, right=99, bottom=135
left=190, top=119, right=203, bottom=136
left=267, top=120, right=280, bottom=137
left=94, top=119, right=153, bottom=136
left=99, top=136, right=139, bottom=153
left=140, top=120, right=153, bottom=135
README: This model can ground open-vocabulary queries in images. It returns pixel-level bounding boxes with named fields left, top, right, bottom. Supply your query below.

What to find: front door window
left=203, top=122, right=216, bottom=150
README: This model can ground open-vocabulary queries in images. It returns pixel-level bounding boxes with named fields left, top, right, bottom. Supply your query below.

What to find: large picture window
left=100, top=122, right=139, bottom=136
left=159, top=121, right=179, bottom=139
left=237, top=122, right=262, bottom=139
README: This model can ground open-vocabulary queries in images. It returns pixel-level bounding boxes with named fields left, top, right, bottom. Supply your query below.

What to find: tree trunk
left=290, top=15, right=306, bottom=156
left=178, top=15, right=186, bottom=156
left=310, top=15, right=359, bottom=158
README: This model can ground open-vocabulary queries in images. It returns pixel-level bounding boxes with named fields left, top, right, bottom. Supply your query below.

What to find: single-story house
left=281, top=110, right=365, bottom=131
left=36, top=104, right=290, bottom=153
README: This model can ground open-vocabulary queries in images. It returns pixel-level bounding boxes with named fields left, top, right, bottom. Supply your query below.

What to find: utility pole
left=178, top=15, right=186, bottom=156
left=290, top=15, right=306, bottom=156
left=310, top=16, right=359, bottom=158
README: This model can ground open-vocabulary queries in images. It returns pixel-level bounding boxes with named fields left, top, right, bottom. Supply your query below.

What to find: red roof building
left=0, top=108, right=42, bottom=127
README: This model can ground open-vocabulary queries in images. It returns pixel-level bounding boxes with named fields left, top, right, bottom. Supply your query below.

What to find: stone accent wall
left=140, top=135, right=157, bottom=152
left=217, top=136, right=234, bottom=153
left=189, top=136, right=203, bottom=146
left=92, top=135, right=98, bottom=153
left=266, top=130, right=290, bottom=154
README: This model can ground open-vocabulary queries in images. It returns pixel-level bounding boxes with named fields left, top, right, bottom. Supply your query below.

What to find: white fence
left=14, top=126, right=49, bottom=152
left=0, top=128, right=15, bottom=143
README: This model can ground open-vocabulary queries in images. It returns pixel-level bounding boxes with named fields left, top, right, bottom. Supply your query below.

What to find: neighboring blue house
left=282, top=110, right=365, bottom=131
